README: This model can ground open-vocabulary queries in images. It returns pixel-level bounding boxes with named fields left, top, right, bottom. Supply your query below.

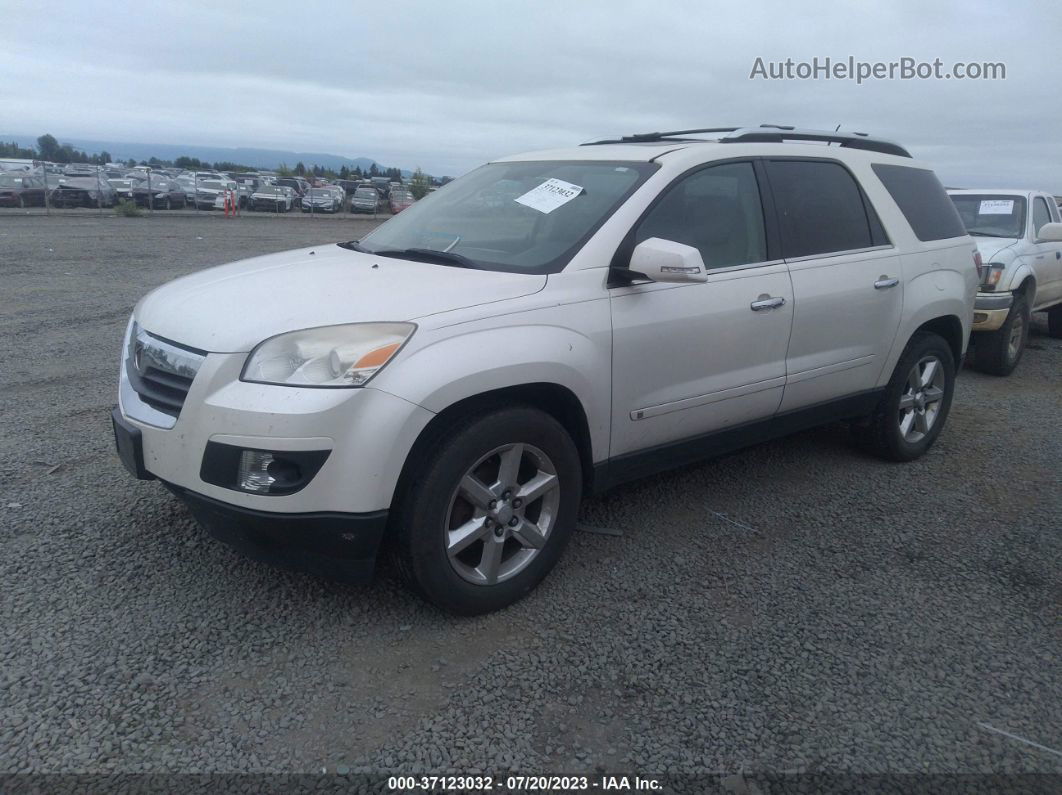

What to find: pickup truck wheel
left=1047, top=304, right=1062, bottom=339
left=858, top=331, right=955, bottom=462
left=390, top=407, right=582, bottom=615
left=973, top=293, right=1030, bottom=375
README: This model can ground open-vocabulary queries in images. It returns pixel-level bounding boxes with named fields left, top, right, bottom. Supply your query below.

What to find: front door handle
left=750, top=295, right=786, bottom=311
left=874, top=276, right=900, bottom=289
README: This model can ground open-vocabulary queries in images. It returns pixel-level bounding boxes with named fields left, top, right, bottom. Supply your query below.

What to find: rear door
left=764, top=158, right=903, bottom=412
left=609, top=160, right=793, bottom=458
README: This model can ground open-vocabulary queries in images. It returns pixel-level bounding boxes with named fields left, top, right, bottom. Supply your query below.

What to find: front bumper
left=116, top=334, right=434, bottom=515
left=164, top=481, right=388, bottom=583
left=972, top=291, right=1013, bottom=332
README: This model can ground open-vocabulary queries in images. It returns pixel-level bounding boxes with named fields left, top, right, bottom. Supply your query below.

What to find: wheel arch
left=1012, top=272, right=1037, bottom=306
left=912, top=314, right=965, bottom=365
left=394, top=382, right=597, bottom=501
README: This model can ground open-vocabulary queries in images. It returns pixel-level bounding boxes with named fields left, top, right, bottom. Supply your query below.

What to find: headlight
left=241, top=322, right=415, bottom=388
left=982, top=263, right=1006, bottom=290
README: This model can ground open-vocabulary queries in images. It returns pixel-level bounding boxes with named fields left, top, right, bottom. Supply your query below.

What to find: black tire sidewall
left=1048, top=304, right=1062, bottom=339
left=1001, top=295, right=1031, bottom=370
left=975, top=294, right=1029, bottom=375
left=397, top=407, right=582, bottom=615
left=879, top=333, right=956, bottom=461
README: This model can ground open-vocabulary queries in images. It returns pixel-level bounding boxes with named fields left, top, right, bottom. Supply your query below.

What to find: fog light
left=237, top=452, right=303, bottom=493
left=238, top=451, right=279, bottom=493
left=973, top=312, right=989, bottom=323
left=201, top=442, right=331, bottom=496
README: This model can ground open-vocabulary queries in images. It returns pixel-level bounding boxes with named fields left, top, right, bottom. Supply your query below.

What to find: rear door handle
left=750, top=295, right=786, bottom=311
left=874, top=277, right=900, bottom=289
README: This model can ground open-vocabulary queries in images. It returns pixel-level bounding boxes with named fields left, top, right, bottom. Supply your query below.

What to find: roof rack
left=581, top=124, right=911, bottom=158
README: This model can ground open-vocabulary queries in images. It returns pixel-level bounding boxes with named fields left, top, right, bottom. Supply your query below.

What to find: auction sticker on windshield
left=980, top=199, right=1015, bottom=214
left=514, top=178, right=584, bottom=213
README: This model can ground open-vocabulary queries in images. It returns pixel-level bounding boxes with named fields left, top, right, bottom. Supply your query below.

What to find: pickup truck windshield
left=950, top=194, right=1027, bottom=239
left=354, top=160, right=657, bottom=274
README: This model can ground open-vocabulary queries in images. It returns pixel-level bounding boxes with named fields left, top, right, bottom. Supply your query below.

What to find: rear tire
left=857, top=331, right=955, bottom=462
left=390, top=407, right=582, bottom=615
left=1047, top=303, right=1062, bottom=339
left=972, top=293, right=1030, bottom=376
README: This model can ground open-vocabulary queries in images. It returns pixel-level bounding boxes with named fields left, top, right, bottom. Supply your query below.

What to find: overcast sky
left=2, top=0, right=1059, bottom=187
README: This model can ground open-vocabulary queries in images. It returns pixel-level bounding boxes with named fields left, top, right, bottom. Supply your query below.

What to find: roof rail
left=582, top=124, right=911, bottom=158
left=719, top=127, right=911, bottom=158
left=581, top=127, right=740, bottom=145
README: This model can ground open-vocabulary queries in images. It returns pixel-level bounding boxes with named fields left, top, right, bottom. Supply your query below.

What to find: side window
left=1033, top=197, right=1052, bottom=237
left=767, top=160, right=880, bottom=257
left=634, top=162, right=767, bottom=269
left=872, top=163, right=967, bottom=241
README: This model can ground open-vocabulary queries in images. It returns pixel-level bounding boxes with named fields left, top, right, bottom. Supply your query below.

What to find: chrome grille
left=125, top=325, right=205, bottom=420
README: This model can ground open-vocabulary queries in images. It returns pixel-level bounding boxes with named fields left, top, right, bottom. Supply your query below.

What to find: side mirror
left=629, top=237, right=708, bottom=284
left=1036, top=222, right=1062, bottom=243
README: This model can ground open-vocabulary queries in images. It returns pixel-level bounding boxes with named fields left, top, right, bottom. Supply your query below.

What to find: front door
left=1030, top=195, right=1062, bottom=308
left=609, top=161, right=793, bottom=458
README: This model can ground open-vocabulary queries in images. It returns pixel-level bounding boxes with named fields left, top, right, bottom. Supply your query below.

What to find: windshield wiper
left=373, top=247, right=479, bottom=269
left=338, top=240, right=369, bottom=252
left=966, top=230, right=1005, bottom=237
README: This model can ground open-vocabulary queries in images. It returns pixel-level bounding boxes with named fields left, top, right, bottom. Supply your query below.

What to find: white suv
left=113, top=126, right=979, bottom=614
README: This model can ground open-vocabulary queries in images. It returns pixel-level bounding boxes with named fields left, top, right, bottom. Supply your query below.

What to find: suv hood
left=135, top=244, right=546, bottom=352
left=972, top=236, right=1020, bottom=263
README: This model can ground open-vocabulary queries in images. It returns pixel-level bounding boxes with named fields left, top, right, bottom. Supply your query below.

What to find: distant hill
left=0, top=134, right=412, bottom=175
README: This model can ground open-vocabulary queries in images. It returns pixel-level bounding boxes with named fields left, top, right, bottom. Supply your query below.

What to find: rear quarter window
left=871, top=164, right=967, bottom=242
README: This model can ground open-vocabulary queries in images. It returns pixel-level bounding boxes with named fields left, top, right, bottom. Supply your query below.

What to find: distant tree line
left=0, top=133, right=448, bottom=184
left=1, top=134, right=113, bottom=166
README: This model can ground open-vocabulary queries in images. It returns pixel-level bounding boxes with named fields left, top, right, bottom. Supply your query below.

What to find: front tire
left=972, top=293, right=1030, bottom=376
left=1046, top=303, right=1062, bottom=339
left=858, top=331, right=956, bottom=462
left=390, top=407, right=582, bottom=615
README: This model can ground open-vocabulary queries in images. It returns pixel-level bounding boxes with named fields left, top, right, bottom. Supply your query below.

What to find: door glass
left=1033, top=197, right=1051, bottom=237
left=768, top=160, right=876, bottom=257
left=634, top=162, right=767, bottom=269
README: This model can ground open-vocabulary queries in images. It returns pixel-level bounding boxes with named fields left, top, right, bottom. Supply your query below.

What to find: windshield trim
left=355, top=159, right=659, bottom=275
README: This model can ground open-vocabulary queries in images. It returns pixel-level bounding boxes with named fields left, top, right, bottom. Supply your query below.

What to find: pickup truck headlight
left=241, top=322, right=415, bottom=387
left=981, top=263, right=1006, bottom=291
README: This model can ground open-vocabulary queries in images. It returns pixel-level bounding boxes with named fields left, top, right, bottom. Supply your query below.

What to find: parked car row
left=0, top=160, right=419, bottom=214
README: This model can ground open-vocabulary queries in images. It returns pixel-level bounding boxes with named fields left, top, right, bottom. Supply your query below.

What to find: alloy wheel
left=897, top=354, right=946, bottom=443
left=1007, top=312, right=1025, bottom=362
left=444, top=443, right=561, bottom=586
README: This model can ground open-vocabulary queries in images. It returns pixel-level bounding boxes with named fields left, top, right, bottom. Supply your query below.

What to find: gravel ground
left=0, top=215, right=1059, bottom=787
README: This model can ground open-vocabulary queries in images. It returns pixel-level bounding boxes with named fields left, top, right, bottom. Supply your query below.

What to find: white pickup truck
left=948, top=189, right=1062, bottom=374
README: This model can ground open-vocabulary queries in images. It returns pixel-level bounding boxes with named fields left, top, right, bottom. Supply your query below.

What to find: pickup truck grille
left=125, top=326, right=205, bottom=419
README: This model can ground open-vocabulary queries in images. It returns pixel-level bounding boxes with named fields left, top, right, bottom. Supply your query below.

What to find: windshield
left=356, top=161, right=656, bottom=273
left=354, top=188, right=377, bottom=199
left=0, top=175, right=24, bottom=187
left=950, top=194, right=1027, bottom=238
left=308, top=188, right=332, bottom=197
